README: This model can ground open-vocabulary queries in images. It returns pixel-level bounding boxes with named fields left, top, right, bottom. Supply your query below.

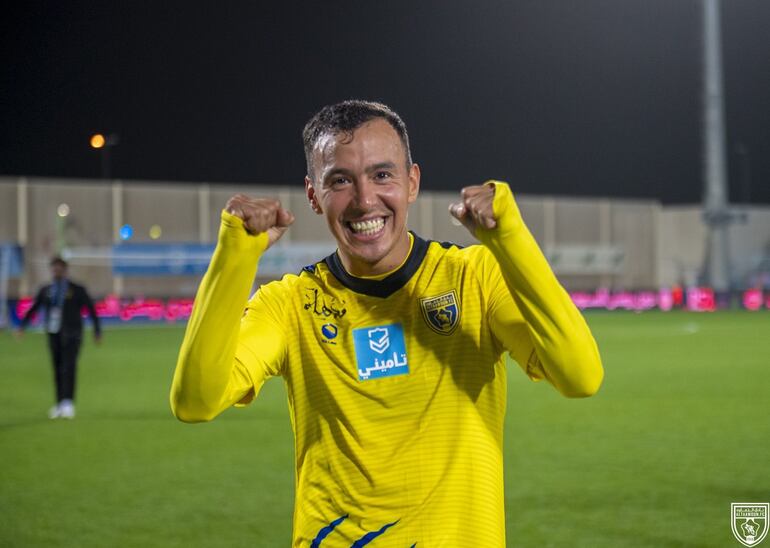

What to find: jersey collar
left=324, top=232, right=429, bottom=298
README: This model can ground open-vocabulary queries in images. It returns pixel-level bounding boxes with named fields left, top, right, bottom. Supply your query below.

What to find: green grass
left=1, top=312, right=769, bottom=547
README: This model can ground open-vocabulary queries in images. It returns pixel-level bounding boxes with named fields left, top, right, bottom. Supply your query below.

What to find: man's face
left=51, top=263, right=66, bottom=280
left=305, top=118, right=420, bottom=276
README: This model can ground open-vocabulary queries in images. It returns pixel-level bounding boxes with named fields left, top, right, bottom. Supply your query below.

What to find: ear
left=407, top=163, right=421, bottom=204
left=305, top=176, right=323, bottom=215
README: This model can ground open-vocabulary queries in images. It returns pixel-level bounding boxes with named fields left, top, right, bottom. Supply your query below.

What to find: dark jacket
left=21, top=280, right=101, bottom=338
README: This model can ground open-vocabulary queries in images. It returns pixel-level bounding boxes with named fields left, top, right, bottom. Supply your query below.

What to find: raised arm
left=170, top=196, right=294, bottom=422
left=450, top=181, right=603, bottom=398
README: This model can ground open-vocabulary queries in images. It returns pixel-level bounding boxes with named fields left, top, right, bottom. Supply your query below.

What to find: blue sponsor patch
left=352, top=323, right=409, bottom=381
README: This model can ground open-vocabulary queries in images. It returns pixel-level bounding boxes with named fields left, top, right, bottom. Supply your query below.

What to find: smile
left=347, top=217, right=386, bottom=236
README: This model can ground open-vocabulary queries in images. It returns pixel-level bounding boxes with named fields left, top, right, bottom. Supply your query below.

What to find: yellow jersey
left=171, top=181, right=603, bottom=547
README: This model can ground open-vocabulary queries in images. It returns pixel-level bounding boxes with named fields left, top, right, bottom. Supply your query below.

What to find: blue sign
left=111, top=242, right=336, bottom=277
left=111, top=243, right=215, bottom=276
left=0, top=244, right=24, bottom=277
left=352, top=323, right=409, bottom=381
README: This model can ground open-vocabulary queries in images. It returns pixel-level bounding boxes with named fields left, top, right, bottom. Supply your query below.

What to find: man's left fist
left=449, top=182, right=497, bottom=234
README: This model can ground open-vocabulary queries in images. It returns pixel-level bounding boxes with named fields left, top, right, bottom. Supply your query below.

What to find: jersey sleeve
left=170, top=210, right=280, bottom=422
left=477, top=181, right=604, bottom=397
left=232, top=279, right=291, bottom=405
left=480, top=252, right=544, bottom=381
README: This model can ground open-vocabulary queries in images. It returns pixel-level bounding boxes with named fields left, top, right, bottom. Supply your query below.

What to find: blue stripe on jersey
left=349, top=519, right=400, bottom=547
left=310, top=514, right=348, bottom=548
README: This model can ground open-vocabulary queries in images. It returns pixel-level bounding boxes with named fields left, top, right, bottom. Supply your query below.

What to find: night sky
left=2, top=1, right=769, bottom=204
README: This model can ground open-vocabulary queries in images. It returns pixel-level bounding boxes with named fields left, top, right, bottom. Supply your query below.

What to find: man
left=171, top=100, right=603, bottom=546
left=18, top=256, right=101, bottom=419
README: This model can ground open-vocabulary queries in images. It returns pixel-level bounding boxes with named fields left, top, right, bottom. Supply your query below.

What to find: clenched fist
left=225, top=194, right=295, bottom=248
left=449, top=182, right=497, bottom=235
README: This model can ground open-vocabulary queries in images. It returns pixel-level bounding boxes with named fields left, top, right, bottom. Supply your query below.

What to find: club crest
left=732, top=503, right=769, bottom=547
left=420, top=290, right=460, bottom=335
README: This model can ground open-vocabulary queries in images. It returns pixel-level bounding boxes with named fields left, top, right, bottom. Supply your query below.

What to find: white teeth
left=349, top=218, right=385, bottom=235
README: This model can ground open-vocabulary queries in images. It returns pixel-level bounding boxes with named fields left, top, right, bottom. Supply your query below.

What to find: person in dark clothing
left=16, top=256, right=102, bottom=419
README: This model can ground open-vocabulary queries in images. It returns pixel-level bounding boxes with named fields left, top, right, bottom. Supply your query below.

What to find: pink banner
left=16, top=295, right=194, bottom=323
left=14, top=287, right=769, bottom=323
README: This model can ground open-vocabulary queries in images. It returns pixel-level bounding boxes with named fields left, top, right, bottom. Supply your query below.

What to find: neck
left=339, top=230, right=412, bottom=278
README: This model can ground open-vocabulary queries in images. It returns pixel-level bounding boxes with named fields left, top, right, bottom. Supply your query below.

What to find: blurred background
left=1, top=0, right=769, bottom=318
left=1, top=2, right=769, bottom=547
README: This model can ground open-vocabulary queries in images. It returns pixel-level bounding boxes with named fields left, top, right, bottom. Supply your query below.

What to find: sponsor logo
left=304, top=287, right=347, bottom=319
left=321, top=323, right=338, bottom=339
left=732, top=503, right=769, bottom=547
left=319, top=323, right=339, bottom=346
left=367, top=327, right=389, bottom=353
left=420, top=290, right=460, bottom=335
left=353, top=323, right=409, bottom=381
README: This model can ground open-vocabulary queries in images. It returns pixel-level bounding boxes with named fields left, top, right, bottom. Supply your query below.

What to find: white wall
left=2, top=176, right=768, bottom=297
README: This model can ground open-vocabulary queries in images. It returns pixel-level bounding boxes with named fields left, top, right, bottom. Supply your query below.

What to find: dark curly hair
left=302, top=100, right=412, bottom=179
left=50, top=256, right=68, bottom=268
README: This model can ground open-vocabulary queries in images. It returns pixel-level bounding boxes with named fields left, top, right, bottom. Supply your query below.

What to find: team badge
left=352, top=323, right=409, bottom=381
left=420, top=290, right=460, bottom=335
left=732, top=503, right=769, bottom=547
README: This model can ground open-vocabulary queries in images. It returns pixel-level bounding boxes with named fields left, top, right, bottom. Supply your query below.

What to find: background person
left=17, top=256, right=101, bottom=419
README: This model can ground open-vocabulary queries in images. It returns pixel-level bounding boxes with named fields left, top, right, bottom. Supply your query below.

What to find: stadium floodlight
left=90, top=134, right=106, bottom=149
left=89, top=133, right=119, bottom=179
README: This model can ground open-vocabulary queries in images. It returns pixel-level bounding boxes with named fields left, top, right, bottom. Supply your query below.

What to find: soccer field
left=1, top=311, right=768, bottom=547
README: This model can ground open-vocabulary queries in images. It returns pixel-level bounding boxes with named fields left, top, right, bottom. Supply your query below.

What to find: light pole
left=735, top=143, right=752, bottom=204
left=701, top=0, right=732, bottom=295
left=90, top=133, right=119, bottom=179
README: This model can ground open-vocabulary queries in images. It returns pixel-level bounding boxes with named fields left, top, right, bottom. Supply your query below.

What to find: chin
left=347, top=242, right=390, bottom=265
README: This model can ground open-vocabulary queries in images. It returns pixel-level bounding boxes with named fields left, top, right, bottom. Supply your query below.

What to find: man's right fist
left=225, top=194, right=295, bottom=248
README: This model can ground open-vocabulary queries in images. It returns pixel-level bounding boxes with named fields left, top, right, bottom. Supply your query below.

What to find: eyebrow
left=366, top=162, right=397, bottom=173
left=321, top=162, right=398, bottom=184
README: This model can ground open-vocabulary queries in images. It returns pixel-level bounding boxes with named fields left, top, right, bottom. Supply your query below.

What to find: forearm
left=85, top=297, right=101, bottom=335
left=478, top=182, right=603, bottom=397
left=170, top=211, right=269, bottom=421
left=20, top=296, right=42, bottom=329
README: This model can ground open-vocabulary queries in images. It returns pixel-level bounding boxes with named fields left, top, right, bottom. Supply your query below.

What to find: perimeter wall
left=1, top=177, right=769, bottom=298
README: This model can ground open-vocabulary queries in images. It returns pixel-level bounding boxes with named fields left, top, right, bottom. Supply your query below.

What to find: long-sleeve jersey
left=171, top=181, right=603, bottom=547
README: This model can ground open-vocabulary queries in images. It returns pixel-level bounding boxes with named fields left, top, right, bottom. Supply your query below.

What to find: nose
left=352, top=179, right=378, bottom=210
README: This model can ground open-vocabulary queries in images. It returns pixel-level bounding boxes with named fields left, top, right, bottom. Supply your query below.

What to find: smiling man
left=171, top=100, right=603, bottom=547
left=303, top=112, right=419, bottom=277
